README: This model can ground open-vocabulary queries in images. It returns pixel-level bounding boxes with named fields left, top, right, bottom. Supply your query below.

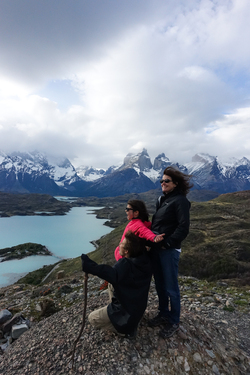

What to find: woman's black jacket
left=81, top=252, right=152, bottom=334
left=151, top=188, right=191, bottom=250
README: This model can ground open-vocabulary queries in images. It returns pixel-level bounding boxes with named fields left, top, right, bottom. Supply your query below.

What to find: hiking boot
left=125, top=327, right=137, bottom=340
left=124, top=332, right=137, bottom=340
left=148, top=313, right=169, bottom=327
left=159, top=323, right=179, bottom=339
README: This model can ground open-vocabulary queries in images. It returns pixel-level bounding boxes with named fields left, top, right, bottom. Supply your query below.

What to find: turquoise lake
left=0, top=206, right=113, bottom=287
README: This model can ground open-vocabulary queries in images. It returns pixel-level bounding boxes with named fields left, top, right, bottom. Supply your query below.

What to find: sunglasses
left=160, top=179, right=172, bottom=184
left=125, top=207, right=134, bottom=212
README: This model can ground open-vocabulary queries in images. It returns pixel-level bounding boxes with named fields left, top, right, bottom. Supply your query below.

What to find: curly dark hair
left=127, top=199, right=149, bottom=222
left=163, top=166, right=193, bottom=196
left=124, top=231, right=146, bottom=258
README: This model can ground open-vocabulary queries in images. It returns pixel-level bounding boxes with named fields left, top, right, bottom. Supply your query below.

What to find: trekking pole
left=71, top=272, right=89, bottom=368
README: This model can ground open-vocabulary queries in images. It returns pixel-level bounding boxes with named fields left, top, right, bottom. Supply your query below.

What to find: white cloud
left=0, top=0, right=250, bottom=168
left=205, top=107, right=250, bottom=159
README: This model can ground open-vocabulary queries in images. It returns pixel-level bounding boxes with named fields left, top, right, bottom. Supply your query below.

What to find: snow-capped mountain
left=75, top=166, right=106, bottom=182
left=0, top=150, right=250, bottom=197
left=0, top=151, right=82, bottom=195
left=184, top=153, right=250, bottom=192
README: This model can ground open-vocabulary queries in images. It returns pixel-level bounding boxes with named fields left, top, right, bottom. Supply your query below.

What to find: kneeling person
left=81, top=231, right=152, bottom=338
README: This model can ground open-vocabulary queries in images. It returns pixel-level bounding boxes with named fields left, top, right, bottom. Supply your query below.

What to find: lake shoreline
left=0, top=206, right=113, bottom=288
left=0, top=243, right=53, bottom=263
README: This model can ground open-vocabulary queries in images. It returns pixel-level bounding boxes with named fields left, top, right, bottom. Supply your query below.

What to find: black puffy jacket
left=81, top=252, right=152, bottom=334
left=151, top=188, right=191, bottom=250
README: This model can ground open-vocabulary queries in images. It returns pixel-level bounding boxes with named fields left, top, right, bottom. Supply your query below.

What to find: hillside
left=16, top=190, right=250, bottom=285
left=0, top=274, right=249, bottom=374
left=180, top=190, right=250, bottom=283
left=1, top=190, right=250, bottom=373
left=74, top=190, right=250, bottom=283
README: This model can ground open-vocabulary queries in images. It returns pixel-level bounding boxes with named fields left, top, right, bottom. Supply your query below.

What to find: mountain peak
left=0, top=149, right=250, bottom=196
left=192, top=153, right=216, bottom=164
left=122, top=149, right=152, bottom=172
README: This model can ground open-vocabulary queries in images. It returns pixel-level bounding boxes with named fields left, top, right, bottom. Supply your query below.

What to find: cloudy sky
left=1, top=0, right=250, bottom=168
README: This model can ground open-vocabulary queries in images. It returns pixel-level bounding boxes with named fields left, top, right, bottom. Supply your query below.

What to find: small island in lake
left=0, top=243, right=52, bottom=262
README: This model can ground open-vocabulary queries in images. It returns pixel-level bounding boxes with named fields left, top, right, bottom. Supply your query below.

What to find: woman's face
left=125, top=204, right=139, bottom=221
left=161, top=174, right=177, bottom=194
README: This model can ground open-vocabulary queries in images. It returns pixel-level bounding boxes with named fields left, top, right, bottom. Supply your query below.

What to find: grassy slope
left=180, top=191, right=250, bottom=283
left=18, top=190, right=250, bottom=286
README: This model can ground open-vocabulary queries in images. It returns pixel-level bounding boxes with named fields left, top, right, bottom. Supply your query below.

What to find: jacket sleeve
left=114, top=220, right=155, bottom=261
left=131, top=220, right=156, bottom=242
left=114, top=223, right=130, bottom=261
left=81, top=254, right=129, bottom=285
left=163, top=198, right=190, bottom=249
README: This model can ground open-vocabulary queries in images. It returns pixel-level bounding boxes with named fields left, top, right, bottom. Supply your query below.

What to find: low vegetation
left=16, top=190, right=250, bottom=287
left=0, top=192, right=71, bottom=216
left=0, top=243, right=52, bottom=262
left=18, top=263, right=59, bottom=285
left=180, top=191, right=250, bottom=284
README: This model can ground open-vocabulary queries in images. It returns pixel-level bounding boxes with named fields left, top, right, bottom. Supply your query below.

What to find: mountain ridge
left=0, top=149, right=250, bottom=197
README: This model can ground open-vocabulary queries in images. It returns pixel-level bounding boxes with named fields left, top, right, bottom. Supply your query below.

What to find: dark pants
left=152, top=248, right=180, bottom=325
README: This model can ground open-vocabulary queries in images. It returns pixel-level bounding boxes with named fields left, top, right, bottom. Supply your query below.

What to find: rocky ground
left=0, top=275, right=249, bottom=375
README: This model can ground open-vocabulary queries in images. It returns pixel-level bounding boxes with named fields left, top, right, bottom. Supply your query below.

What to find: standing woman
left=149, top=166, right=192, bottom=338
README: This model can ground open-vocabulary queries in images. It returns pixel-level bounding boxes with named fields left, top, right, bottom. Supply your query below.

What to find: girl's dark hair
left=127, top=199, right=149, bottom=222
left=124, top=231, right=146, bottom=258
left=163, top=166, right=193, bottom=196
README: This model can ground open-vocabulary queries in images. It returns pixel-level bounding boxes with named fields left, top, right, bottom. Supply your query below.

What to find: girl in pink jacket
left=114, top=199, right=165, bottom=261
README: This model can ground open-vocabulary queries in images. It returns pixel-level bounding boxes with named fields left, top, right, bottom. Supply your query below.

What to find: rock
left=226, top=299, right=234, bottom=308
left=57, top=270, right=65, bottom=279
left=212, top=364, right=220, bottom=375
left=2, top=313, right=23, bottom=333
left=205, top=349, right=216, bottom=358
left=193, top=352, right=202, bottom=362
left=184, top=358, right=190, bottom=372
left=65, top=292, right=79, bottom=302
left=11, top=323, right=29, bottom=339
left=55, top=284, right=72, bottom=297
left=0, top=309, right=12, bottom=324
left=35, top=303, right=42, bottom=312
left=40, top=298, right=58, bottom=317
left=216, top=281, right=228, bottom=287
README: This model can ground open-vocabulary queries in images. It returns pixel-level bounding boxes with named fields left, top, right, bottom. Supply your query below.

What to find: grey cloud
left=0, top=0, right=170, bottom=83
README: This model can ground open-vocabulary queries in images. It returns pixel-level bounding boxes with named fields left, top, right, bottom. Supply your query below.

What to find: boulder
left=57, top=270, right=65, bottom=279
left=2, top=313, right=24, bottom=333
left=0, top=309, right=12, bottom=324
left=11, top=323, right=29, bottom=339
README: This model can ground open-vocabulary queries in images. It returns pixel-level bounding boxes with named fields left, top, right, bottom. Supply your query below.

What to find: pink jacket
left=114, top=218, right=156, bottom=261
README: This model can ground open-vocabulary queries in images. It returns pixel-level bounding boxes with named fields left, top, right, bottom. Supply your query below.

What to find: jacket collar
left=158, top=188, right=181, bottom=207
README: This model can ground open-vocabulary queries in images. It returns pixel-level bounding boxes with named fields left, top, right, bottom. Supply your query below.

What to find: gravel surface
left=0, top=276, right=249, bottom=374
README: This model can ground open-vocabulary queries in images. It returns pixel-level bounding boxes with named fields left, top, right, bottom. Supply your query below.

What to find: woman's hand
left=154, top=233, right=165, bottom=243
